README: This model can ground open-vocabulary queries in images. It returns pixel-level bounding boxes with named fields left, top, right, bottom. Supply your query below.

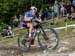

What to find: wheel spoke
left=38, top=28, right=59, bottom=50
left=18, top=33, right=31, bottom=51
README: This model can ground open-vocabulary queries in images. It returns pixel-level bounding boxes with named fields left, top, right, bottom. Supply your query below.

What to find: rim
left=38, top=29, right=59, bottom=50
left=18, top=34, right=30, bottom=51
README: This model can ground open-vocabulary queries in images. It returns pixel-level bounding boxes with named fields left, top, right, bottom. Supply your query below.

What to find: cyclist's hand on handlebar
left=29, top=17, right=36, bottom=22
left=35, top=19, right=41, bottom=23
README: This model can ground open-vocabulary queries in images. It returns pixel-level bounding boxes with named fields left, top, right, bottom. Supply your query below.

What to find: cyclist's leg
left=27, top=23, right=36, bottom=45
left=27, top=23, right=33, bottom=39
left=30, top=26, right=38, bottom=45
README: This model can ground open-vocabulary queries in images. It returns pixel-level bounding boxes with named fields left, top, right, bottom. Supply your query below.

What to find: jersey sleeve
left=24, top=12, right=29, bottom=18
left=24, top=12, right=32, bottom=19
left=24, top=12, right=37, bottom=19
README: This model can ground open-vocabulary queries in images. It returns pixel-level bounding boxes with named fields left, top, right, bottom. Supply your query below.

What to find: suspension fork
left=40, top=26, right=49, bottom=40
left=31, top=29, right=37, bottom=38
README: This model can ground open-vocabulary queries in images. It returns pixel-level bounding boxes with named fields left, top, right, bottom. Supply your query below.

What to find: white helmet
left=30, top=6, right=37, bottom=12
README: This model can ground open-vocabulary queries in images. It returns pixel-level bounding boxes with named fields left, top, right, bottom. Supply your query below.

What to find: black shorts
left=72, top=6, right=75, bottom=9
left=72, top=6, right=75, bottom=12
left=67, top=9, right=72, bottom=15
left=22, top=21, right=29, bottom=28
left=24, top=21, right=38, bottom=29
left=14, top=22, right=18, bottom=27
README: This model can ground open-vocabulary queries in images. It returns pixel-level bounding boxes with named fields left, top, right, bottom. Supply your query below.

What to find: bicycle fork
left=40, top=28, right=49, bottom=40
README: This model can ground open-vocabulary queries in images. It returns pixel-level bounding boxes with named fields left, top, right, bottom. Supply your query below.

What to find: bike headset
left=30, top=6, right=37, bottom=12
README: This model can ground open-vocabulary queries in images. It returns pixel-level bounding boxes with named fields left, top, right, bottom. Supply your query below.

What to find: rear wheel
left=38, top=28, right=59, bottom=50
left=18, top=33, right=31, bottom=51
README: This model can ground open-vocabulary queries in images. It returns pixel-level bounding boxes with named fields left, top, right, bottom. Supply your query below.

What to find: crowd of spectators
left=13, top=0, right=75, bottom=28
left=11, top=0, right=75, bottom=28
left=1, top=0, right=75, bottom=37
left=39, top=0, right=75, bottom=21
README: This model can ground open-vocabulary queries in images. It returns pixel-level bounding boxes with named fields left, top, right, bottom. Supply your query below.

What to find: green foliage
left=0, top=0, right=69, bottom=26
left=0, top=0, right=25, bottom=25
left=64, top=0, right=69, bottom=3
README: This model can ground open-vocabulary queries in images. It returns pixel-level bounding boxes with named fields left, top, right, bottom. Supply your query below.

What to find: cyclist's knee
left=30, top=24, right=33, bottom=29
left=28, top=23, right=33, bottom=29
left=27, top=23, right=33, bottom=30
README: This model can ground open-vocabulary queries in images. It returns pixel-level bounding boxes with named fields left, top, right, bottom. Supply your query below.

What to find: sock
left=29, top=32, right=31, bottom=37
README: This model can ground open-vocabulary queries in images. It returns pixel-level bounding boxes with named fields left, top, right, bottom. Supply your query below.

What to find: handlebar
left=31, top=19, right=47, bottom=25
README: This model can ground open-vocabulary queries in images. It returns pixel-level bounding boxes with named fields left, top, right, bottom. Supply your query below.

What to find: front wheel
left=38, top=28, right=59, bottom=50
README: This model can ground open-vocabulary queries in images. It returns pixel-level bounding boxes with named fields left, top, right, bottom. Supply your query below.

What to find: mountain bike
left=18, top=20, right=59, bottom=51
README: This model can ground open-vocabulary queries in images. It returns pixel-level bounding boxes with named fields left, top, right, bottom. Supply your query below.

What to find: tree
left=0, top=0, right=55, bottom=25
left=0, top=0, right=25, bottom=25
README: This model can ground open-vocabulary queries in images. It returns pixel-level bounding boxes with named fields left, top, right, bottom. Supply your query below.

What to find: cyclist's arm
left=35, top=18, right=41, bottom=22
left=24, top=12, right=32, bottom=22
left=33, top=15, right=42, bottom=22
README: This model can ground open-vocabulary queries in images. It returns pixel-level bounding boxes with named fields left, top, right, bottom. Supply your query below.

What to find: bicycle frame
left=18, top=21, right=59, bottom=51
left=33, top=23, right=49, bottom=40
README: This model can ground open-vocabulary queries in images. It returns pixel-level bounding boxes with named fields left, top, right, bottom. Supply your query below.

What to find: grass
left=58, top=27, right=75, bottom=40
left=44, top=17, right=75, bottom=28
left=0, top=17, right=75, bottom=42
left=0, top=18, right=75, bottom=54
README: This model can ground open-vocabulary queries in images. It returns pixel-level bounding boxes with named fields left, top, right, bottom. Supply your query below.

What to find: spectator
left=71, top=0, right=75, bottom=12
left=54, top=0, right=59, bottom=17
left=39, top=8, right=45, bottom=21
left=49, top=5, right=54, bottom=19
left=39, top=8, right=49, bottom=21
left=53, top=0, right=59, bottom=24
left=48, top=6, right=54, bottom=19
left=66, top=1, right=72, bottom=20
left=39, top=8, right=42, bottom=19
left=68, top=0, right=75, bottom=20
left=1, top=25, right=14, bottom=37
left=13, top=16, right=19, bottom=28
left=44, top=8, right=49, bottom=19
left=19, top=15, right=24, bottom=29
left=71, top=12, right=75, bottom=20
left=59, top=2, right=65, bottom=17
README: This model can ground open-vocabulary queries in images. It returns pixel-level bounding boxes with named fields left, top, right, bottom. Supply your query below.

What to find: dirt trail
left=0, top=30, right=75, bottom=56
left=0, top=39, right=73, bottom=56
left=0, top=39, right=44, bottom=56
left=0, top=46, right=70, bottom=56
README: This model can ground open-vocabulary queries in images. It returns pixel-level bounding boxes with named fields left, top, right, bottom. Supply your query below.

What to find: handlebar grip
left=31, top=19, right=36, bottom=22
